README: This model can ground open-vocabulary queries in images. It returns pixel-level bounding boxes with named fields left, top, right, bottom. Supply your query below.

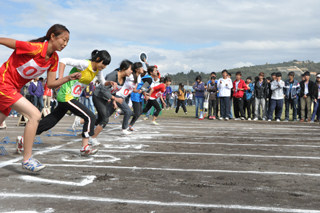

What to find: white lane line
left=37, top=149, right=320, bottom=160
left=192, top=136, right=320, bottom=141
left=19, top=175, right=96, bottom=186
left=10, top=163, right=320, bottom=177
left=0, top=142, right=75, bottom=168
left=107, top=140, right=320, bottom=148
left=0, top=193, right=319, bottom=212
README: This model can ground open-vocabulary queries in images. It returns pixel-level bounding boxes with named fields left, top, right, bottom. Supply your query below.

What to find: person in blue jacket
left=244, top=76, right=254, bottom=120
left=283, top=71, right=300, bottom=122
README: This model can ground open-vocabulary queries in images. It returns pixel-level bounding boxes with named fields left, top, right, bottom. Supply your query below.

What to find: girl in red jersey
left=0, top=24, right=81, bottom=172
left=143, top=75, right=171, bottom=125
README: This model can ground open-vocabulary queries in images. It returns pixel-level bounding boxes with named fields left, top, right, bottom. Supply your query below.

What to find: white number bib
left=16, top=59, right=50, bottom=79
left=71, top=82, right=86, bottom=97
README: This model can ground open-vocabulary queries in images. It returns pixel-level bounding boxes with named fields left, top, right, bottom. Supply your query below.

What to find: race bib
left=71, top=82, right=86, bottom=97
left=16, top=59, right=50, bottom=79
left=111, top=85, right=122, bottom=94
left=155, top=91, right=162, bottom=98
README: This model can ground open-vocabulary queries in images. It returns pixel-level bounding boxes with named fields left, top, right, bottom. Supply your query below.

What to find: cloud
left=0, top=0, right=320, bottom=76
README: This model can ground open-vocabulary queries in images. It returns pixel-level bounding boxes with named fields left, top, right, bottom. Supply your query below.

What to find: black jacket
left=254, top=79, right=268, bottom=99
left=312, top=83, right=320, bottom=100
left=299, top=80, right=314, bottom=97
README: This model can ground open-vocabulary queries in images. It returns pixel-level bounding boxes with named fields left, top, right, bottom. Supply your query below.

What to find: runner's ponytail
left=29, top=24, right=69, bottom=43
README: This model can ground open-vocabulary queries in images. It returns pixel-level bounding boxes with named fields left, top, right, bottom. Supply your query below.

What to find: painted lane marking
left=39, top=149, right=320, bottom=160
left=108, top=140, right=320, bottom=148
left=0, top=142, right=75, bottom=169
left=0, top=193, right=319, bottom=213
left=10, top=163, right=320, bottom=177
left=103, top=144, right=149, bottom=149
left=61, top=155, right=120, bottom=163
left=19, top=175, right=96, bottom=186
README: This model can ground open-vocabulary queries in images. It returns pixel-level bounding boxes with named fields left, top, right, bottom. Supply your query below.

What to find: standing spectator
left=232, top=71, right=247, bottom=120
left=193, top=75, right=205, bottom=119
left=267, top=73, right=277, bottom=119
left=227, top=72, right=234, bottom=119
left=244, top=77, right=254, bottom=120
left=175, top=83, right=187, bottom=114
left=299, top=71, right=314, bottom=122
left=267, top=72, right=284, bottom=121
left=43, top=82, right=52, bottom=108
left=297, top=74, right=305, bottom=120
left=170, top=91, right=175, bottom=108
left=83, top=81, right=95, bottom=114
left=217, top=69, right=233, bottom=120
left=207, top=76, right=218, bottom=120
left=174, top=91, right=178, bottom=108
left=311, top=73, right=320, bottom=122
left=29, top=77, right=44, bottom=112
left=50, top=97, right=58, bottom=112
left=187, top=91, right=193, bottom=106
left=253, top=72, right=268, bottom=121
left=265, top=77, right=272, bottom=119
left=283, top=72, right=300, bottom=122
left=164, top=84, right=172, bottom=110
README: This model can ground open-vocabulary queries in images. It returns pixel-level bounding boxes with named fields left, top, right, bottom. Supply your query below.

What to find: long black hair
left=91, top=50, right=111, bottom=65
left=119, top=59, right=133, bottom=71
left=147, top=66, right=156, bottom=75
left=132, top=62, right=143, bottom=84
left=30, top=24, right=69, bottom=42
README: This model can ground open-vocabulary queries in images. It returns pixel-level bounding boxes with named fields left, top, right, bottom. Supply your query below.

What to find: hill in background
left=166, top=60, right=320, bottom=86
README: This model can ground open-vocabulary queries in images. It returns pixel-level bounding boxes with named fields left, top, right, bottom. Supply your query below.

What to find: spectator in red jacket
left=232, top=71, right=247, bottom=120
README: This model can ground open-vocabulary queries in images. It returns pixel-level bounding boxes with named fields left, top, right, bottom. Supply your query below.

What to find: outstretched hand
left=69, top=72, right=82, bottom=80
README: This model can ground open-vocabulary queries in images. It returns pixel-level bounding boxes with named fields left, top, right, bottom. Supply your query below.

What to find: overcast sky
left=0, top=0, right=319, bottom=76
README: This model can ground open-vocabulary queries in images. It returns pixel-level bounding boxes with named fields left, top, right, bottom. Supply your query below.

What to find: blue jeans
left=229, top=98, right=233, bottom=119
left=285, top=98, right=298, bottom=120
left=268, top=99, right=283, bottom=120
left=84, top=96, right=95, bottom=114
left=311, top=99, right=320, bottom=121
left=220, top=97, right=230, bottom=118
left=33, top=95, right=44, bottom=112
left=195, top=97, right=204, bottom=118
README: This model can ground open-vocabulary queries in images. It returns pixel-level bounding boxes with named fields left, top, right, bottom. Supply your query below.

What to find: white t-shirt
left=304, top=81, right=309, bottom=95
left=116, top=74, right=136, bottom=98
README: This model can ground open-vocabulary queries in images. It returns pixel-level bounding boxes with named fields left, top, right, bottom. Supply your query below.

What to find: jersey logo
left=155, top=91, right=162, bottom=98
left=16, top=59, right=50, bottom=79
left=71, top=82, right=86, bottom=97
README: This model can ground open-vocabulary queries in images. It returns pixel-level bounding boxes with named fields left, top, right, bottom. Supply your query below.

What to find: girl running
left=128, top=66, right=156, bottom=129
left=143, top=76, right=171, bottom=125
left=86, top=60, right=133, bottom=145
left=0, top=24, right=79, bottom=172
left=17, top=50, right=112, bottom=159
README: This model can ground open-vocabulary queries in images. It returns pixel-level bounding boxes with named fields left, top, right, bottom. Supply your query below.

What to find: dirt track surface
left=0, top=116, right=320, bottom=213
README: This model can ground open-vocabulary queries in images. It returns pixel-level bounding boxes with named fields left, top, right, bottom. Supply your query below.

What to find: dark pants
left=268, top=99, right=283, bottom=120
left=233, top=97, right=245, bottom=118
left=244, top=98, right=252, bottom=119
left=208, top=99, right=217, bottom=117
left=143, top=99, right=161, bottom=117
left=285, top=98, right=298, bottom=120
left=129, top=101, right=142, bottom=126
left=220, top=97, right=230, bottom=118
left=251, top=97, right=255, bottom=118
left=175, top=99, right=187, bottom=113
left=36, top=99, right=95, bottom=138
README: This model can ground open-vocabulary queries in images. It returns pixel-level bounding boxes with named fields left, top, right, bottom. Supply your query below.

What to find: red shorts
left=0, top=83, right=23, bottom=116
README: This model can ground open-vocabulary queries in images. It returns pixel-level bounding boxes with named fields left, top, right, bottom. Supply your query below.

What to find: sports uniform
left=129, top=74, right=153, bottom=127
left=0, top=41, right=58, bottom=116
left=36, top=58, right=105, bottom=138
left=142, top=83, right=165, bottom=117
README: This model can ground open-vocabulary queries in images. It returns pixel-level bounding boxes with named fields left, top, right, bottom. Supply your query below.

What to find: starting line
left=0, top=193, right=319, bottom=213
left=10, top=163, right=320, bottom=177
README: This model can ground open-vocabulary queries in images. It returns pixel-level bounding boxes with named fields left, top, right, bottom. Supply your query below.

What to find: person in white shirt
left=217, top=69, right=233, bottom=120
left=267, top=72, right=284, bottom=121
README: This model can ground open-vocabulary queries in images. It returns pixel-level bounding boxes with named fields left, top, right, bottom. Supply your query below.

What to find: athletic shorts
left=0, top=83, right=23, bottom=116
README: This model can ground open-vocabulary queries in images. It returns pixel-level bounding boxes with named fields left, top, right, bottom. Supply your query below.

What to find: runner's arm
left=0, top=38, right=16, bottom=49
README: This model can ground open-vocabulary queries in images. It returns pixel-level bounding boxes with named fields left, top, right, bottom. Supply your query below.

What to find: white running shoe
left=240, top=117, right=245, bottom=120
left=268, top=119, right=271, bottom=121
left=262, top=118, right=266, bottom=121
left=114, top=110, right=121, bottom=120
left=219, top=117, right=223, bottom=120
left=276, top=119, right=280, bottom=122
left=225, top=117, right=229, bottom=121
left=22, top=157, right=45, bottom=172
left=72, top=116, right=81, bottom=131
left=253, top=117, right=258, bottom=121
left=16, top=136, right=24, bottom=154
left=248, top=118, right=252, bottom=121
left=128, top=126, right=138, bottom=132
left=143, top=117, right=149, bottom=120
left=80, top=145, right=98, bottom=156
left=151, top=121, right=159, bottom=125
left=121, top=129, right=132, bottom=135
left=88, top=137, right=101, bottom=147
left=234, top=118, right=240, bottom=121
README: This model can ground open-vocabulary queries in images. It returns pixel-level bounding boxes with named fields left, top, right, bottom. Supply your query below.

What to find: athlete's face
left=137, top=67, right=144, bottom=74
left=97, top=61, right=107, bottom=71
left=124, top=65, right=133, bottom=77
left=51, top=31, right=69, bottom=52
left=166, top=81, right=172, bottom=86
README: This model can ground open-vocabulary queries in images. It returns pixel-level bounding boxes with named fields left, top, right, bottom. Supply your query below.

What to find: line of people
left=192, top=69, right=320, bottom=122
